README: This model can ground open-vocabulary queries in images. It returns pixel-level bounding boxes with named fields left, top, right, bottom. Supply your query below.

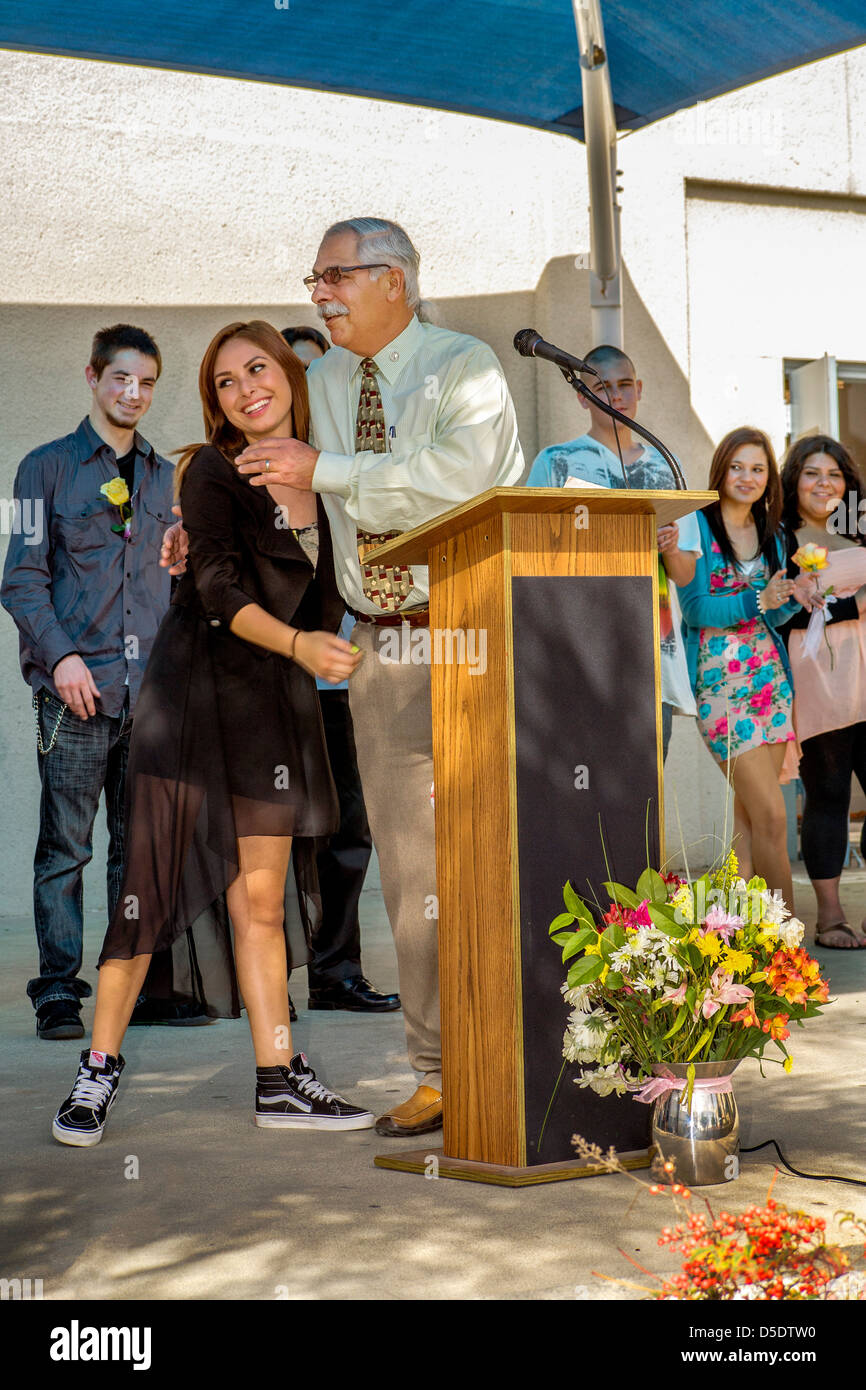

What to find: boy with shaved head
left=527, top=345, right=701, bottom=759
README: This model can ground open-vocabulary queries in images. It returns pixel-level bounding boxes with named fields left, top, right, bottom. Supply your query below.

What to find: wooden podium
left=368, top=488, right=715, bottom=1185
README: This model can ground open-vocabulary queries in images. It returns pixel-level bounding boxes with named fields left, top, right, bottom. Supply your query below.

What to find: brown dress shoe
left=375, top=1084, right=443, bottom=1137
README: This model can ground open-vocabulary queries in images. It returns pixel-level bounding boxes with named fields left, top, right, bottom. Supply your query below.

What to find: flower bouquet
left=550, top=851, right=830, bottom=1109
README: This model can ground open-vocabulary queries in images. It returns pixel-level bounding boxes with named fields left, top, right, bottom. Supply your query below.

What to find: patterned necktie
left=355, top=356, right=413, bottom=611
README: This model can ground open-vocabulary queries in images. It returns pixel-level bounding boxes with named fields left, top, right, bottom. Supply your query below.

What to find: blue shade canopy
left=1, top=1, right=865, bottom=137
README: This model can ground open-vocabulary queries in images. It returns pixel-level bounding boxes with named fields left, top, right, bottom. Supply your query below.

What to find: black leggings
left=798, top=722, right=866, bottom=880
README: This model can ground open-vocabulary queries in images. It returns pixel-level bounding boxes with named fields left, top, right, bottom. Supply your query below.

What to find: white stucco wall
left=1, top=44, right=865, bottom=913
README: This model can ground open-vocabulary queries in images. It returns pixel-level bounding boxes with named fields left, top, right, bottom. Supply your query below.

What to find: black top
left=98, top=445, right=343, bottom=1016
left=116, top=445, right=137, bottom=498
left=782, top=528, right=865, bottom=635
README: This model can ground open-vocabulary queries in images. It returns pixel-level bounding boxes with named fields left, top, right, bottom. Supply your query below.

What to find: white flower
left=609, top=947, right=634, bottom=974
left=561, top=983, right=595, bottom=1010
left=779, top=916, right=805, bottom=949
left=760, top=889, right=791, bottom=926
left=576, top=1062, right=630, bottom=1097
left=563, top=1008, right=613, bottom=1064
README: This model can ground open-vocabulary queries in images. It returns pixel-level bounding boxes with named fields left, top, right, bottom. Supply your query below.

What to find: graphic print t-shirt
left=527, top=433, right=701, bottom=715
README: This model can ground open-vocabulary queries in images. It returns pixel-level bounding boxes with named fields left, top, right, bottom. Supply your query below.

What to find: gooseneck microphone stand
left=558, top=367, right=688, bottom=491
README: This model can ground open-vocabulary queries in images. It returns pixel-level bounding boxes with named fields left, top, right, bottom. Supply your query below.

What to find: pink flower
left=698, top=967, right=753, bottom=1020
left=747, top=656, right=762, bottom=670
left=728, top=660, right=741, bottom=672
left=701, top=904, right=744, bottom=943
left=662, top=982, right=687, bottom=1006
left=628, top=899, right=652, bottom=929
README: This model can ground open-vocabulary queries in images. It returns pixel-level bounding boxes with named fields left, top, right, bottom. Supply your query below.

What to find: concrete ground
left=2, top=862, right=866, bottom=1302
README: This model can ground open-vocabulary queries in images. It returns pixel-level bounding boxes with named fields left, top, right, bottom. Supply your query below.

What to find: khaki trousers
left=348, top=622, right=441, bottom=1092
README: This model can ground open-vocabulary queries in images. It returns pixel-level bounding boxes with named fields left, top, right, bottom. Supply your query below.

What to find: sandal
left=814, top=923, right=866, bottom=949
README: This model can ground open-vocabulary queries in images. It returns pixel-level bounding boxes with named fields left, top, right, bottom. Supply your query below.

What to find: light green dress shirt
left=308, top=314, right=524, bottom=613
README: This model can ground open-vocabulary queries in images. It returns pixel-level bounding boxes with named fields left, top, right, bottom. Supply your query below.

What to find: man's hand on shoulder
left=52, top=655, right=101, bottom=720
left=236, top=437, right=320, bottom=491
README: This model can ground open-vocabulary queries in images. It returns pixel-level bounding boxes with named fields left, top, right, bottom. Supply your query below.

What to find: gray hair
left=323, top=217, right=423, bottom=313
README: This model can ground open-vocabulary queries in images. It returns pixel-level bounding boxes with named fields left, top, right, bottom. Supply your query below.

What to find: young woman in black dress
left=52, top=321, right=374, bottom=1144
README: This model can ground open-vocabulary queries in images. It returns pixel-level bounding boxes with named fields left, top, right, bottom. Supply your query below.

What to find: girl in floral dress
left=679, top=428, right=811, bottom=907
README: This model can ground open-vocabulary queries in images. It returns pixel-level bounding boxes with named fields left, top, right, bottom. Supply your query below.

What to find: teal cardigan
left=678, top=511, right=799, bottom=694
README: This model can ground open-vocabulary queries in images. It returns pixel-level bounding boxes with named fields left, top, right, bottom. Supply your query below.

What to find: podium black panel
left=512, top=575, right=659, bottom=1164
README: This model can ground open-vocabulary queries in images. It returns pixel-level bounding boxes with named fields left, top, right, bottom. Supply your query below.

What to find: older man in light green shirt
left=237, top=217, right=524, bottom=1137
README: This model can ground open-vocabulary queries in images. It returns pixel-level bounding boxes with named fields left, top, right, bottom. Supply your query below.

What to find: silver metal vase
left=651, top=1060, right=740, bottom=1187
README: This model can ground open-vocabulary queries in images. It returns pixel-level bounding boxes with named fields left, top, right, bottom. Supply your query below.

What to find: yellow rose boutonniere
left=100, top=477, right=132, bottom=537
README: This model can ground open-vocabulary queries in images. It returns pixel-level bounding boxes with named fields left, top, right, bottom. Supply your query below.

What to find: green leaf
left=567, top=955, right=606, bottom=987
left=550, top=932, right=573, bottom=946
left=571, top=925, right=597, bottom=949
left=607, top=922, right=626, bottom=949
left=605, top=971, right=624, bottom=990
left=648, top=904, right=687, bottom=937
left=549, top=912, right=576, bottom=936
left=685, top=985, right=697, bottom=1013
left=686, top=1028, right=711, bottom=1061
left=562, top=882, right=584, bottom=915
left=562, top=935, right=586, bottom=962
left=662, top=1005, right=689, bottom=1041
left=687, top=945, right=703, bottom=972
left=637, top=867, right=668, bottom=904
left=562, top=885, right=595, bottom=928
left=603, top=882, right=640, bottom=909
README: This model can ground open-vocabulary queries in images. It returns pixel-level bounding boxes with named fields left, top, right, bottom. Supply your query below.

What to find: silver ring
left=264, top=459, right=271, bottom=473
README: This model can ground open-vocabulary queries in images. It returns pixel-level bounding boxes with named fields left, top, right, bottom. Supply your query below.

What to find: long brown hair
left=780, top=434, right=866, bottom=543
left=703, top=426, right=783, bottom=570
left=174, top=320, right=311, bottom=497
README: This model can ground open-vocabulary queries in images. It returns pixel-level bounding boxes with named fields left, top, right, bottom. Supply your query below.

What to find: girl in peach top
left=781, top=435, right=866, bottom=949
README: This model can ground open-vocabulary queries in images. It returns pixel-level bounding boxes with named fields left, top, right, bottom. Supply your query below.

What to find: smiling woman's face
left=796, top=451, right=846, bottom=527
left=213, top=337, right=294, bottom=441
left=721, top=443, right=769, bottom=506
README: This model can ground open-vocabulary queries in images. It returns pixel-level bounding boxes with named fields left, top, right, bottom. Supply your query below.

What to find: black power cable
left=741, top=1139, right=866, bottom=1189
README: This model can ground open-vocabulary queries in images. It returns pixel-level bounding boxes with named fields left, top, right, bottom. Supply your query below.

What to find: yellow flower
left=101, top=476, right=130, bottom=507
left=755, top=927, right=779, bottom=951
left=695, top=932, right=723, bottom=961
left=783, top=1056, right=793, bottom=1074
left=671, top=885, right=694, bottom=924
left=711, top=849, right=740, bottom=890
left=748, top=970, right=767, bottom=984
left=599, top=964, right=609, bottom=985
left=584, top=938, right=602, bottom=956
left=791, top=542, right=828, bottom=573
left=722, top=948, right=753, bottom=975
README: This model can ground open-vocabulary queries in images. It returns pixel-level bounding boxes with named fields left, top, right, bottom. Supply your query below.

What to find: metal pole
left=572, top=0, right=623, bottom=347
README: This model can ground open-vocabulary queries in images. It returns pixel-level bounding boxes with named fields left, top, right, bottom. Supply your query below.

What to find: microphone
left=513, top=329, right=592, bottom=376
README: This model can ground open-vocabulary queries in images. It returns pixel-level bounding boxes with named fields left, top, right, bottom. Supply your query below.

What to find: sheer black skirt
left=98, top=604, right=339, bottom=1017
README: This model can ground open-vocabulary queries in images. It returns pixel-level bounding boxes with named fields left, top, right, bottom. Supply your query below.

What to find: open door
left=789, top=355, right=839, bottom=441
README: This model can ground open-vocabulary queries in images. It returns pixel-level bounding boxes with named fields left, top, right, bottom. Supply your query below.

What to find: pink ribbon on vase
left=632, top=1070, right=734, bottom=1104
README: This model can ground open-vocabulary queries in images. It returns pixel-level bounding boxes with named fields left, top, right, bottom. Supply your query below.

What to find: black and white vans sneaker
left=255, top=1053, right=375, bottom=1130
left=52, top=1049, right=125, bottom=1147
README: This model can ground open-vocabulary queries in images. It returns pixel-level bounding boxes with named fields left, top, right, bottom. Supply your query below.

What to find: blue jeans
left=28, top=688, right=131, bottom=1012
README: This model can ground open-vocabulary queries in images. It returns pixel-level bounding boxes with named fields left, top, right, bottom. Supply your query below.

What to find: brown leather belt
left=352, top=607, right=430, bottom=629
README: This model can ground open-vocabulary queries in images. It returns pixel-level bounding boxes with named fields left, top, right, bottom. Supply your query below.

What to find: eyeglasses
left=302, top=263, right=392, bottom=289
